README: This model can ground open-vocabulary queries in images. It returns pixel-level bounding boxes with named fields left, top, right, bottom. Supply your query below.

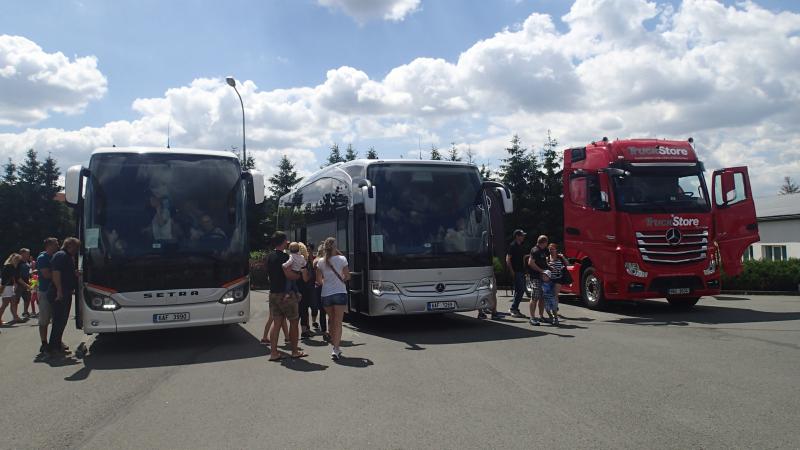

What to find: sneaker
left=553, top=317, right=559, bottom=327
left=22, top=312, right=30, bottom=319
left=490, top=312, right=503, bottom=320
left=331, top=349, right=342, bottom=360
left=477, top=311, right=487, bottom=319
left=31, top=313, right=38, bottom=318
left=541, top=316, right=552, bottom=324
left=529, top=318, right=540, bottom=326
left=39, top=343, right=48, bottom=354
left=312, top=322, right=320, bottom=331
left=509, top=309, right=525, bottom=318
left=301, top=330, right=314, bottom=339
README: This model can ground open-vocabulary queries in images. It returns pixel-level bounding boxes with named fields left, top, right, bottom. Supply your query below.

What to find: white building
left=745, top=193, right=800, bottom=261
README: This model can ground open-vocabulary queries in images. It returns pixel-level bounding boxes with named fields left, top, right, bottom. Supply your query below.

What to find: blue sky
left=1, top=0, right=799, bottom=195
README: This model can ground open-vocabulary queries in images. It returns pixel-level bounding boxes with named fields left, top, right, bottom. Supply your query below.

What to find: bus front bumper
left=81, top=299, right=250, bottom=334
left=369, top=291, right=494, bottom=316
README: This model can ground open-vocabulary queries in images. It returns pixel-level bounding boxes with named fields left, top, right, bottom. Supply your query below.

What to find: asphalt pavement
left=0, top=293, right=798, bottom=449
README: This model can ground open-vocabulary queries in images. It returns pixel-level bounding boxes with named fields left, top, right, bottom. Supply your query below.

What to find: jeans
left=48, top=294, right=72, bottom=349
left=511, top=271, right=525, bottom=311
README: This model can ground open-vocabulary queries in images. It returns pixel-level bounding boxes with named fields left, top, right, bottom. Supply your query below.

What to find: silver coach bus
left=278, top=159, right=512, bottom=316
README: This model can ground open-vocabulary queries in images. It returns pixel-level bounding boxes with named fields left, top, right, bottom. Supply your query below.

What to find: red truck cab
left=562, top=138, right=759, bottom=309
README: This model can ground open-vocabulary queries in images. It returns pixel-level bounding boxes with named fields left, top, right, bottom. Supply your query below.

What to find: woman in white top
left=315, top=237, right=350, bottom=360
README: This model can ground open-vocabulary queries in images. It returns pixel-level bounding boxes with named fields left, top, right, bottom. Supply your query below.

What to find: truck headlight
left=703, top=257, right=717, bottom=276
left=477, top=277, right=494, bottom=290
left=370, top=281, right=399, bottom=297
left=220, top=283, right=249, bottom=304
left=87, top=295, right=120, bottom=311
left=624, top=262, right=648, bottom=278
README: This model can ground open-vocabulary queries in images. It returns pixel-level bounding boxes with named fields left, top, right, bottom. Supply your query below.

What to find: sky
left=1, top=0, right=799, bottom=196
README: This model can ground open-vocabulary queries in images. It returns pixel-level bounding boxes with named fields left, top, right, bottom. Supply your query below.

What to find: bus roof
left=90, top=147, right=239, bottom=159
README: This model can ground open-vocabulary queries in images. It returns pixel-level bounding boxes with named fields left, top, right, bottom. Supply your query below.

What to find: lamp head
left=225, top=76, right=236, bottom=87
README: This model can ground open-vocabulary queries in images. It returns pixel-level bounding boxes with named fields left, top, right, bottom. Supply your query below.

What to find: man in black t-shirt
left=265, top=231, right=308, bottom=361
left=506, top=229, right=527, bottom=317
left=48, top=237, right=80, bottom=355
left=527, top=235, right=549, bottom=325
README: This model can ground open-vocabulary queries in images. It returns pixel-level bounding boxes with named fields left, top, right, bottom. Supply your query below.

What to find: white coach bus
left=278, top=159, right=512, bottom=316
left=64, top=147, right=265, bottom=333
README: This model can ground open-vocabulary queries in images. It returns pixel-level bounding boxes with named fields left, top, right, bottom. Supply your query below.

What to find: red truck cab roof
left=567, top=138, right=698, bottom=168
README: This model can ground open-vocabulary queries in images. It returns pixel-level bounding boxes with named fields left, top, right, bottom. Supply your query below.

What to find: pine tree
left=779, top=176, right=800, bottom=195
left=269, top=155, right=302, bottom=201
left=499, top=134, right=541, bottom=243
left=2, top=158, right=17, bottom=185
left=465, top=146, right=475, bottom=165
left=447, top=143, right=462, bottom=162
left=366, top=147, right=379, bottom=159
left=40, top=154, right=61, bottom=199
left=539, top=130, right=563, bottom=244
left=430, top=144, right=442, bottom=161
left=345, top=143, right=358, bottom=161
left=240, top=155, right=256, bottom=171
left=19, top=149, right=42, bottom=186
left=479, top=163, right=493, bottom=180
left=324, top=143, right=344, bottom=167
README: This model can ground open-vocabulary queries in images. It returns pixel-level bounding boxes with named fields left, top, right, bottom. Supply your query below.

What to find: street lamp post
left=226, top=76, right=247, bottom=168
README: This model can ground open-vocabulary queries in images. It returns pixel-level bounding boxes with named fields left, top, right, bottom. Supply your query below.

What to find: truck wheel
left=667, top=297, right=699, bottom=309
left=581, top=267, right=606, bottom=310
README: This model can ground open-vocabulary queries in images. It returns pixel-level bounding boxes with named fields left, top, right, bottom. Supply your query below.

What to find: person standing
left=312, top=243, right=329, bottom=341
left=16, top=248, right=33, bottom=319
left=506, top=229, right=527, bottom=318
left=1, top=253, right=22, bottom=325
left=47, top=238, right=80, bottom=355
left=36, top=238, right=59, bottom=353
left=527, top=235, right=549, bottom=326
left=266, top=231, right=309, bottom=361
left=316, top=237, right=350, bottom=360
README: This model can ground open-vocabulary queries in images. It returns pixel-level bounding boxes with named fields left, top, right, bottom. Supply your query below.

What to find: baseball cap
left=513, top=229, right=526, bottom=237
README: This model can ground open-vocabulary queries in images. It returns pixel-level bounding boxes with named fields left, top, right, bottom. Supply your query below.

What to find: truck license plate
left=153, top=312, right=190, bottom=323
left=667, top=288, right=690, bottom=295
left=427, top=301, right=456, bottom=311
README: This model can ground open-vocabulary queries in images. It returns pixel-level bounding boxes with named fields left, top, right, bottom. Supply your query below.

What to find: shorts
left=528, top=278, right=543, bottom=300
left=544, top=294, right=558, bottom=312
left=1, top=285, right=14, bottom=298
left=268, top=292, right=299, bottom=321
left=15, top=288, right=31, bottom=302
left=321, top=293, right=348, bottom=307
left=38, top=290, right=52, bottom=326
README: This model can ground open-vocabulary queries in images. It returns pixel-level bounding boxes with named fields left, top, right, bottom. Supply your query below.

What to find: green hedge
left=722, top=259, right=800, bottom=292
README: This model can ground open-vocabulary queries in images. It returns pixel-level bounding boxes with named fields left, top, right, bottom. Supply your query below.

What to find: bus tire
left=667, top=297, right=699, bottom=309
left=581, top=267, right=606, bottom=310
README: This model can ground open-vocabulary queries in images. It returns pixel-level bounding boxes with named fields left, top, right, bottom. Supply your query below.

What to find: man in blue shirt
left=48, top=237, right=80, bottom=356
left=36, top=238, right=59, bottom=354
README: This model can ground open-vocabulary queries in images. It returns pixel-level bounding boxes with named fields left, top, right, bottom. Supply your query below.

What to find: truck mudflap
left=712, top=167, right=760, bottom=276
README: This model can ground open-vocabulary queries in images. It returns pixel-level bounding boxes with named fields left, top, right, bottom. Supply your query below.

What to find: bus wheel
left=667, top=297, right=699, bottom=309
left=581, top=267, right=606, bottom=310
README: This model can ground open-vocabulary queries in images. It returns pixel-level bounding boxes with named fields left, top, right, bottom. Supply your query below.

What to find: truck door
left=711, top=166, right=760, bottom=276
left=564, top=170, right=616, bottom=277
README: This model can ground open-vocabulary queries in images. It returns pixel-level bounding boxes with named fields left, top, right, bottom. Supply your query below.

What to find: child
left=541, top=270, right=559, bottom=326
left=282, top=242, right=306, bottom=300
left=29, top=272, right=39, bottom=318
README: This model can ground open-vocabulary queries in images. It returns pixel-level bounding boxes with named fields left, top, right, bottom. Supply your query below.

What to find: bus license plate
left=153, top=312, right=190, bottom=323
left=668, top=288, right=690, bottom=295
left=427, top=301, right=456, bottom=311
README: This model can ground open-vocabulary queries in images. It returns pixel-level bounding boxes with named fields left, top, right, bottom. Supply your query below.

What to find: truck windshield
left=367, top=164, right=490, bottom=270
left=612, top=168, right=710, bottom=213
left=83, top=153, right=247, bottom=291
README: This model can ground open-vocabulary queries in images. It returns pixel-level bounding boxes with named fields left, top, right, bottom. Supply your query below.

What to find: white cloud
left=2, top=1, right=800, bottom=196
left=0, top=35, right=107, bottom=126
left=318, top=0, right=420, bottom=23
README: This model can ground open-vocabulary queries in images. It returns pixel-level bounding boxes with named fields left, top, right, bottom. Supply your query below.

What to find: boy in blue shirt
left=542, top=270, right=559, bottom=326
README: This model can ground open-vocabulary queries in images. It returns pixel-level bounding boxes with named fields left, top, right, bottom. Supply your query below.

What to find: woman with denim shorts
left=315, top=237, right=350, bottom=360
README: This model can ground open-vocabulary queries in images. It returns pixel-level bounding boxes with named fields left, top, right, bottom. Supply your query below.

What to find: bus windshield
left=612, top=167, right=710, bottom=213
left=367, top=164, right=490, bottom=269
left=83, top=153, right=247, bottom=291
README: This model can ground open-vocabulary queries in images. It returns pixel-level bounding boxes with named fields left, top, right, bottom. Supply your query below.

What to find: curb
left=721, top=290, right=800, bottom=296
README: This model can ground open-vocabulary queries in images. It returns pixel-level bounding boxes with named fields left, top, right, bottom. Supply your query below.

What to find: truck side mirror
left=496, top=187, right=513, bottom=214
left=248, top=170, right=265, bottom=205
left=721, top=171, right=736, bottom=204
left=65, top=165, right=84, bottom=206
left=362, top=185, right=377, bottom=215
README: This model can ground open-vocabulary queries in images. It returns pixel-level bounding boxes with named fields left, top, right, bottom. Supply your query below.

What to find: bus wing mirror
left=362, top=185, right=377, bottom=215
left=65, top=165, right=84, bottom=206
left=248, top=170, right=265, bottom=205
left=496, top=187, right=513, bottom=214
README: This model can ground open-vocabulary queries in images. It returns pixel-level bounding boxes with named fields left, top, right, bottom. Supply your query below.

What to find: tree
left=499, top=134, right=542, bottom=245
left=366, top=147, right=379, bottom=159
left=3, top=158, right=17, bottom=185
left=780, top=176, right=799, bottom=195
left=447, top=142, right=462, bottom=162
left=324, top=143, right=344, bottom=167
left=479, top=163, right=494, bottom=180
left=465, top=146, right=475, bottom=165
left=268, top=155, right=302, bottom=200
left=345, top=143, right=358, bottom=161
left=539, top=130, right=563, bottom=244
left=430, top=144, right=442, bottom=160
left=240, top=155, right=256, bottom=171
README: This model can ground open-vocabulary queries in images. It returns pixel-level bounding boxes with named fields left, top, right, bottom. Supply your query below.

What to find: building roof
left=755, top=193, right=800, bottom=220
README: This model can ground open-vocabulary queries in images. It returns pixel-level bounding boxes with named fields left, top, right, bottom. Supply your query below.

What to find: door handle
left=349, top=289, right=363, bottom=295
left=566, top=227, right=580, bottom=236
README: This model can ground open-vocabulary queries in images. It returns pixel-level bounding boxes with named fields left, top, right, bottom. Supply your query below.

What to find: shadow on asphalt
left=344, top=312, right=547, bottom=350
left=64, top=324, right=264, bottom=381
left=598, top=299, right=800, bottom=326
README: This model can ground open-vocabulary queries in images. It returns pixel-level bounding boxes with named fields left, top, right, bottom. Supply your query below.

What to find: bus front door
left=347, top=205, right=369, bottom=314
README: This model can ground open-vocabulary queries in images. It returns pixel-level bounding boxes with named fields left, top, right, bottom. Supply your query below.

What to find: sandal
left=291, top=352, right=309, bottom=359
left=268, top=354, right=284, bottom=361
left=260, top=338, right=270, bottom=345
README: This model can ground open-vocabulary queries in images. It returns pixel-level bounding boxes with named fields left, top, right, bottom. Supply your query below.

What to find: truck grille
left=635, top=229, right=708, bottom=264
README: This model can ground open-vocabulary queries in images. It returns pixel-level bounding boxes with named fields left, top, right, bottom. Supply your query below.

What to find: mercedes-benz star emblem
left=435, top=283, right=446, bottom=293
left=665, top=228, right=682, bottom=246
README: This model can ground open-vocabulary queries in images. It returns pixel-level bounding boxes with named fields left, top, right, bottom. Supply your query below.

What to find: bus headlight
left=87, top=295, right=120, bottom=311
left=624, top=262, right=648, bottom=278
left=220, top=284, right=249, bottom=304
left=371, top=281, right=399, bottom=297
left=477, top=277, right=494, bottom=290
left=703, top=257, right=717, bottom=276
